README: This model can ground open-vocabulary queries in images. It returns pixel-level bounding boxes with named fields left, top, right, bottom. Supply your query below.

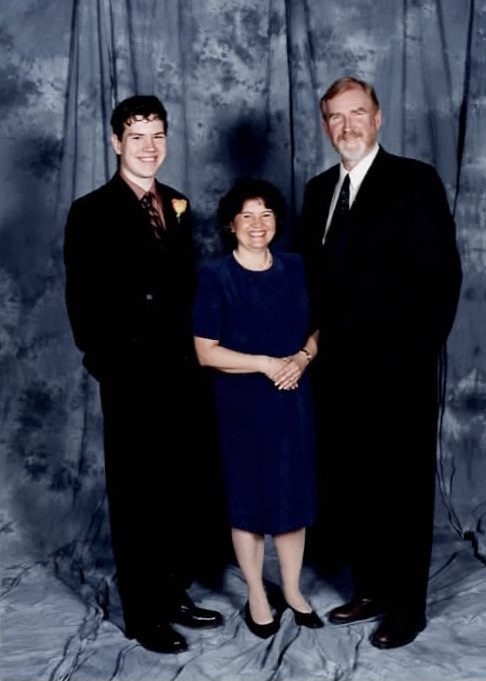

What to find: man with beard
left=298, top=77, right=462, bottom=649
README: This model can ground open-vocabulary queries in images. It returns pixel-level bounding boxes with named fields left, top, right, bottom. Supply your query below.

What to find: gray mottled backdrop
left=1, top=1, right=486, bottom=680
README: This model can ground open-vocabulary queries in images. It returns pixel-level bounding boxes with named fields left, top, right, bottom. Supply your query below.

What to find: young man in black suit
left=299, top=77, right=462, bottom=649
left=64, top=95, right=222, bottom=654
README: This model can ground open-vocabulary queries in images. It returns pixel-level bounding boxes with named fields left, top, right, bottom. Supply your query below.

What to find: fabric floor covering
left=2, top=528, right=486, bottom=681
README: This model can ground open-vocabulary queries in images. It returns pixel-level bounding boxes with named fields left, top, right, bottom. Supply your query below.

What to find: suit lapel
left=348, top=147, right=388, bottom=219
left=106, top=174, right=147, bottom=233
left=318, top=166, right=339, bottom=244
left=323, top=167, right=339, bottom=211
left=156, top=181, right=181, bottom=232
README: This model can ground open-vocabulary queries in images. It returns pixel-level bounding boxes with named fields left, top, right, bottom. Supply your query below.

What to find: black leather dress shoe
left=126, top=623, right=188, bottom=654
left=169, top=593, right=223, bottom=629
left=289, top=606, right=324, bottom=629
left=369, top=614, right=426, bottom=649
left=244, top=602, right=280, bottom=639
left=328, top=597, right=385, bottom=626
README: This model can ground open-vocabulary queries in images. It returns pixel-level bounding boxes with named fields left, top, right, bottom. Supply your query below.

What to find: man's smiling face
left=111, top=115, right=167, bottom=185
left=323, top=85, right=382, bottom=170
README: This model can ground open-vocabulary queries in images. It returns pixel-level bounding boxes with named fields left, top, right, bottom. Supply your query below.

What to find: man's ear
left=374, top=108, right=382, bottom=131
left=111, top=134, right=122, bottom=155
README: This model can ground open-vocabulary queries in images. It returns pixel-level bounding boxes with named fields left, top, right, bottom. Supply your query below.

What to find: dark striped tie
left=141, top=192, right=164, bottom=240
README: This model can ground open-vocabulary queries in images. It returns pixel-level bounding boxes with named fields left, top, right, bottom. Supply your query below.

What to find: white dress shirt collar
left=324, top=143, right=380, bottom=238
left=339, top=142, right=380, bottom=203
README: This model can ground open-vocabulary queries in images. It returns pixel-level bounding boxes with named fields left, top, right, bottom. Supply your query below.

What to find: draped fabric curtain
left=1, top=0, right=485, bottom=620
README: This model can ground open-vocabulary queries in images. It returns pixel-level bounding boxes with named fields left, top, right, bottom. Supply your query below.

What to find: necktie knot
left=141, top=193, right=153, bottom=209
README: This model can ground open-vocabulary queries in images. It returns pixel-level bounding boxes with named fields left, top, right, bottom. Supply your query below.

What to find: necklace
left=233, top=249, right=273, bottom=271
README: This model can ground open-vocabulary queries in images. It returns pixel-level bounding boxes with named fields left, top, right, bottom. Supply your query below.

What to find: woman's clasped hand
left=264, top=353, right=308, bottom=390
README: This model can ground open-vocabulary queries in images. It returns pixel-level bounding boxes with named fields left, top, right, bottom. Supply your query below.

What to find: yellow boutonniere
left=171, top=198, right=188, bottom=222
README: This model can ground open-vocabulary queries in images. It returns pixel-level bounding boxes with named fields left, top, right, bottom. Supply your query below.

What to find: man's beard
left=335, top=134, right=369, bottom=164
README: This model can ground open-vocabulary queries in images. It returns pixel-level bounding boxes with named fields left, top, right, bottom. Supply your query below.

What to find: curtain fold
left=439, top=0, right=486, bottom=559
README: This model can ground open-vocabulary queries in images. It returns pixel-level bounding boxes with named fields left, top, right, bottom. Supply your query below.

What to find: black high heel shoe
left=266, top=585, right=288, bottom=615
left=288, top=605, right=324, bottom=629
left=243, top=602, right=280, bottom=639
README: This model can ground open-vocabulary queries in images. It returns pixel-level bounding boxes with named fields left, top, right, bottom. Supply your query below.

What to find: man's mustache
left=339, top=131, right=362, bottom=141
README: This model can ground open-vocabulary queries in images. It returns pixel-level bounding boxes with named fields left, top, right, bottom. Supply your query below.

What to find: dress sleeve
left=193, top=264, right=223, bottom=340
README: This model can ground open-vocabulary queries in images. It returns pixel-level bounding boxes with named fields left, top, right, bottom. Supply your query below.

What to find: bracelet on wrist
left=299, top=348, right=312, bottom=363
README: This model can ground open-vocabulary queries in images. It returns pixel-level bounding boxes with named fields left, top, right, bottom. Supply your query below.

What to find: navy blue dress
left=193, top=252, right=316, bottom=535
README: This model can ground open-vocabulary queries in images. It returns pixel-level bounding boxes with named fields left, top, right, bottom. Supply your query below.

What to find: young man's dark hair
left=110, top=95, right=168, bottom=140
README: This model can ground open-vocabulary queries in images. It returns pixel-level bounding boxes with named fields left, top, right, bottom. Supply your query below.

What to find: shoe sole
left=126, top=634, right=188, bottom=654
left=328, top=614, right=384, bottom=626
left=170, top=620, right=223, bottom=630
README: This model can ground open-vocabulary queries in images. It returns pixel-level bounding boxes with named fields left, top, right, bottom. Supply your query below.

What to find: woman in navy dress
left=193, top=179, right=322, bottom=638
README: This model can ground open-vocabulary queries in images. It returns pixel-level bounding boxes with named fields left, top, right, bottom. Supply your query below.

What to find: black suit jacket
left=299, top=147, right=462, bottom=374
left=64, top=173, right=196, bottom=380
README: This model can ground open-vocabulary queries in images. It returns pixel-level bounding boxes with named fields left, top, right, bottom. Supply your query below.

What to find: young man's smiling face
left=111, top=114, right=167, bottom=187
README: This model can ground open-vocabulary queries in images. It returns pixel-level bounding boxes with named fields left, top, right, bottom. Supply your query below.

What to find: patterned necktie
left=141, top=192, right=164, bottom=240
left=324, top=173, right=350, bottom=247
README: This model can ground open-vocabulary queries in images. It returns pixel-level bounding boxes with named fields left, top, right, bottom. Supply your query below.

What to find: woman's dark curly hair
left=217, top=178, right=286, bottom=248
